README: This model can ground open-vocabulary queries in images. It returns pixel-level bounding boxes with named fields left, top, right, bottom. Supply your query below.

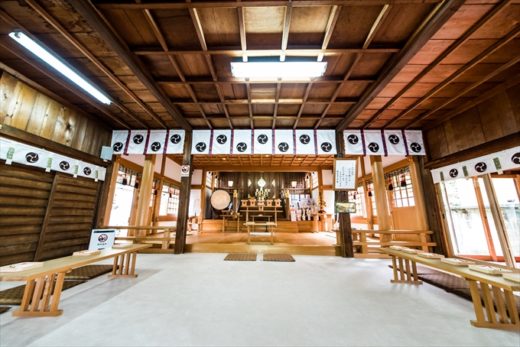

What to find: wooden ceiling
left=168, top=154, right=335, bottom=170
left=0, top=1, right=518, bottom=131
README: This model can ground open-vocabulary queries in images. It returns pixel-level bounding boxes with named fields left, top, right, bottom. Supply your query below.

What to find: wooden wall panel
left=0, top=165, right=53, bottom=266
left=0, top=71, right=111, bottom=156
left=425, top=84, right=520, bottom=162
left=36, top=175, right=101, bottom=261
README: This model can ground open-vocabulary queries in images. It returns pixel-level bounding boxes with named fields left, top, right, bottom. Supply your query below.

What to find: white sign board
left=181, top=165, right=190, bottom=177
left=333, top=159, right=357, bottom=190
left=88, top=229, right=116, bottom=250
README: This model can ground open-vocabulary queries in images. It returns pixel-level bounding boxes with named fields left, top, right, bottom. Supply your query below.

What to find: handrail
left=351, top=229, right=432, bottom=234
left=100, top=225, right=176, bottom=230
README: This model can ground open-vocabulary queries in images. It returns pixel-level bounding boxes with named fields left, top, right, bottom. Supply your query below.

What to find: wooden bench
left=102, top=226, right=176, bottom=250
left=380, top=248, right=520, bottom=330
left=0, top=244, right=151, bottom=317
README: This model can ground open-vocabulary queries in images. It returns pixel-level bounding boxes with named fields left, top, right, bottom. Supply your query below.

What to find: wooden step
left=186, top=242, right=338, bottom=256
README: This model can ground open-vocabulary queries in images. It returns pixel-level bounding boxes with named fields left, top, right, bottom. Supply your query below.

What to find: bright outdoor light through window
left=231, top=61, right=327, bottom=80
left=9, top=31, right=111, bottom=105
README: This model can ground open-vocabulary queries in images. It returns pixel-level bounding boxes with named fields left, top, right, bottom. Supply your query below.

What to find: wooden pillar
left=359, top=157, right=374, bottom=230
left=370, top=156, right=392, bottom=243
left=482, top=174, right=516, bottom=267
left=98, top=157, right=119, bottom=227
left=408, top=156, right=430, bottom=251
left=151, top=155, right=167, bottom=226
left=472, top=177, right=498, bottom=261
left=134, top=155, right=156, bottom=236
left=335, top=131, right=354, bottom=257
left=174, top=131, right=192, bottom=254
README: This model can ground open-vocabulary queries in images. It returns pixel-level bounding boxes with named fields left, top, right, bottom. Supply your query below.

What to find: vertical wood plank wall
left=0, top=71, right=111, bottom=156
left=0, top=70, right=111, bottom=265
left=425, top=84, right=520, bottom=161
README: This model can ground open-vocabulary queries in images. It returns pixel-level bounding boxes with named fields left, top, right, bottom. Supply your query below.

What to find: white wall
left=122, top=154, right=181, bottom=182
left=322, top=169, right=333, bottom=185
left=323, top=190, right=336, bottom=215
left=191, top=169, right=202, bottom=185
left=188, top=189, right=202, bottom=217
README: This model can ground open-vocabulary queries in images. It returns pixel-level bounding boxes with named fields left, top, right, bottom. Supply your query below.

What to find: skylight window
left=231, top=61, right=327, bottom=81
left=9, top=31, right=111, bottom=105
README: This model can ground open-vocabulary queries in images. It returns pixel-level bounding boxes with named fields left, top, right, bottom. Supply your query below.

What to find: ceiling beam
left=293, top=83, right=313, bottom=128
left=156, top=77, right=375, bottom=84
left=405, top=58, right=520, bottom=128
left=0, top=39, right=130, bottom=129
left=318, top=5, right=341, bottom=62
left=133, top=47, right=400, bottom=57
left=188, top=3, right=233, bottom=128
left=71, top=1, right=192, bottom=130
left=424, top=76, right=520, bottom=130
left=237, top=3, right=248, bottom=62
left=272, top=81, right=282, bottom=128
left=96, top=1, right=443, bottom=10
left=314, top=4, right=391, bottom=128
left=335, top=0, right=465, bottom=131
left=280, top=4, right=293, bottom=62
left=24, top=0, right=164, bottom=129
left=139, top=5, right=212, bottom=129
left=246, top=82, right=254, bottom=128
left=174, top=98, right=356, bottom=105
left=385, top=24, right=520, bottom=127
left=364, top=0, right=512, bottom=127
left=196, top=165, right=331, bottom=172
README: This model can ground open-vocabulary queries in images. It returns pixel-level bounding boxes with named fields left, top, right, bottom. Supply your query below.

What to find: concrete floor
left=0, top=254, right=519, bottom=347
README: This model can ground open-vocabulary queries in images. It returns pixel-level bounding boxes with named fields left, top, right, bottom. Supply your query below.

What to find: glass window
left=492, top=177, right=520, bottom=257
left=159, top=183, right=180, bottom=216
left=387, top=167, right=414, bottom=208
left=441, top=179, right=490, bottom=256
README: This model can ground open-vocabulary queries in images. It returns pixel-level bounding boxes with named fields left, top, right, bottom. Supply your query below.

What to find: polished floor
left=186, top=231, right=337, bottom=245
left=1, top=254, right=519, bottom=347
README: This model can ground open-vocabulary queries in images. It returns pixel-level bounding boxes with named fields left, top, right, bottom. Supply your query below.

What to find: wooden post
left=134, top=155, right=156, bottom=236
left=482, top=174, right=516, bottom=267
left=151, top=154, right=167, bottom=226
left=359, top=157, right=374, bottom=230
left=413, top=156, right=448, bottom=255
left=370, top=156, right=392, bottom=243
left=472, top=177, right=498, bottom=261
left=335, top=131, right=354, bottom=257
left=174, top=131, right=193, bottom=254
left=408, top=157, right=430, bottom=251
left=99, top=157, right=120, bottom=227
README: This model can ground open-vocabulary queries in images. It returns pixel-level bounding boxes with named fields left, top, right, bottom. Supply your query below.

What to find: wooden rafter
left=318, top=5, right=341, bottom=62
left=156, top=77, right=375, bottom=85
left=246, top=82, right=254, bottom=128
left=140, top=4, right=212, bottom=129
left=424, top=76, right=520, bottom=130
left=237, top=3, right=247, bottom=62
left=134, top=47, right=400, bottom=57
left=188, top=3, right=233, bottom=128
left=96, top=1, right=444, bottom=10
left=280, top=4, right=293, bottom=62
left=335, top=0, right=465, bottom=131
left=0, top=40, right=129, bottom=129
left=385, top=25, right=520, bottom=127
left=293, top=83, right=313, bottom=128
left=313, top=4, right=391, bottom=128
left=173, top=98, right=357, bottom=105
left=272, top=81, right=282, bottom=128
left=23, top=0, right=160, bottom=128
left=405, top=58, right=520, bottom=128
left=364, top=0, right=512, bottom=127
left=70, top=1, right=192, bottom=130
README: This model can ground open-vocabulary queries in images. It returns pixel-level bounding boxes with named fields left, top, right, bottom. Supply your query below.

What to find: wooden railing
left=101, top=226, right=176, bottom=250
left=351, top=229, right=435, bottom=257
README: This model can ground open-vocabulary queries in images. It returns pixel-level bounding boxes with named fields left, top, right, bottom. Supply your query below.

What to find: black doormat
left=263, top=254, right=295, bottom=262
left=0, top=280, right=85, bottom=305
left=65, top=265, right=114, bottom=280
left=224, top=253, right=257, bottom=261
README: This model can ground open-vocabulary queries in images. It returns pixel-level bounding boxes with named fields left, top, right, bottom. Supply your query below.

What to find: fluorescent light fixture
left=9, top=31, right=111, bottom=105
left=231, top=61, right=327, bottom=81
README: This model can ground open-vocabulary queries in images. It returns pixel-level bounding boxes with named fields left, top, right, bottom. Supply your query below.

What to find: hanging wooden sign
left=333, top=159, right=357, bottom=190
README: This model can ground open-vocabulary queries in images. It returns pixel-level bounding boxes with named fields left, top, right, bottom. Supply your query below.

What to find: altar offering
left=0, top=262, right=44, bottom=273
left=441, top=258, right=474, bottom=266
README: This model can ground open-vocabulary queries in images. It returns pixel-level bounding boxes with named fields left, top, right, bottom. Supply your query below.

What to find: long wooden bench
left=380, top=247, right=520, bottom=330
left=0, top=244, right=151, bottom=317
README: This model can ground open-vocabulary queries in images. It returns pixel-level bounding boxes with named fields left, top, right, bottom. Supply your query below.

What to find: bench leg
left=468, top=280, right=520, bottom=330
left=390, top=257, right=422, bottom=285
left=110, top=252, right=138, bottom=278
left=13, top=272, right=65, bottom=317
